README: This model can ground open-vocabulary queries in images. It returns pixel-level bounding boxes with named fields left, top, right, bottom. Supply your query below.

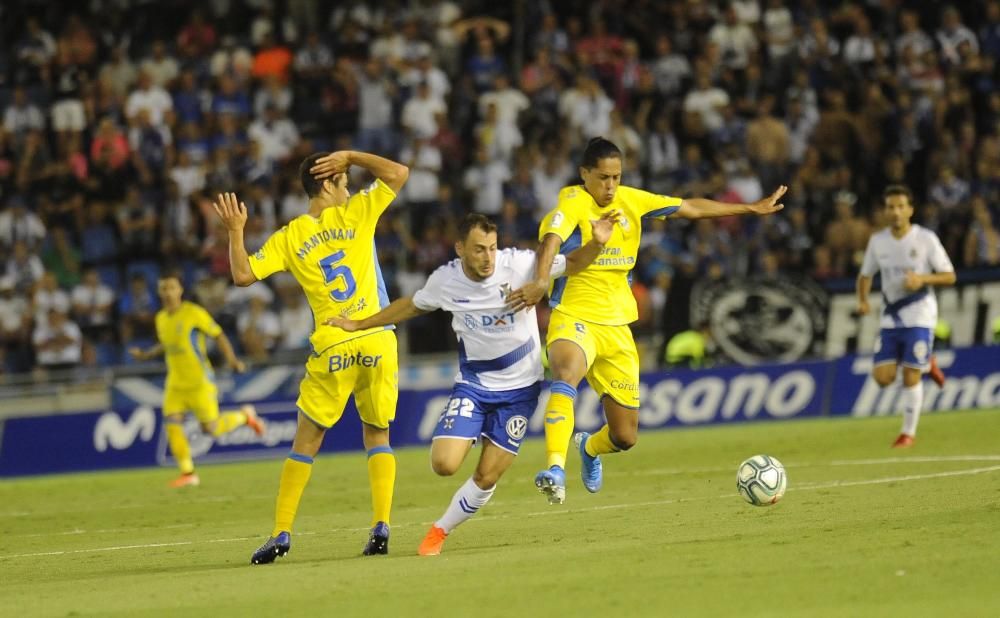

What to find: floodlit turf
left=3, top=410, right=1000, bottom=618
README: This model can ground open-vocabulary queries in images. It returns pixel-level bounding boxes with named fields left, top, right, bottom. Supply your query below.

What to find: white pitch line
left=5, top=462, right=999, bottom=560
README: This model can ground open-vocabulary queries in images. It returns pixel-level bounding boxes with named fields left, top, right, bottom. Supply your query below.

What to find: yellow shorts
left=547, top=310, right=640, bottom=408
left=298, top=329, right=399, bottom=429
left=163, top=381, right=220, bottom=423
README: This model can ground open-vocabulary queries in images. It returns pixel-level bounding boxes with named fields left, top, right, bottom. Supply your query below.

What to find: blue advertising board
left=1, top=346, right=997, bottom=477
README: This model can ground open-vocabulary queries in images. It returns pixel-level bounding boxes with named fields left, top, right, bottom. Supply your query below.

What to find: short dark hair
left=299, top=152, right=331, bottom=197
left=883, top=184, right=913, bottom=204
left=158, top=270, right=183, bottom=284
left=458, top=214, right=498, bottom=241
left=581, top=137, right=622, bottom=169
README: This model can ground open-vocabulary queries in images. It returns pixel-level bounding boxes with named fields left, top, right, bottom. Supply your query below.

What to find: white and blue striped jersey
left=860, top=224, right=954, bottom=329
left=412, top=248, right=567, bottom=390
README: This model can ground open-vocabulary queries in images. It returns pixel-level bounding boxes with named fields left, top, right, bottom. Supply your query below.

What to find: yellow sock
left=273, top=453, right=313, bottom=536
left=585, top=424, right=621, bottom=457
left=367, top=446, right=396, bottom=525
left=211, top=410, right=249, bottom=437
left=165, top=421, right=194, bottom=474
left=544, top=381, right=577, bottom=468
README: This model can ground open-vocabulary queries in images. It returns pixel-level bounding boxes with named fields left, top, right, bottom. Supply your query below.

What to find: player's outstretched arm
left=310, top=151, right=410, bottom=194
left=214, top=332, right=247, bottom=373
left=128, top=343, right=163, bottom=361
left=509, top=233, right=562, bottom=311
left=903, top=270, right=956, bottom=292
left=565, top=211, right=618, bottom=276
left=673, top=185, right=787, bottom=219
left=213, top=192, right=257, bottom=287
left=325, top=297, right=428, bottom=332
left=856, top=274, right=873, bottom=315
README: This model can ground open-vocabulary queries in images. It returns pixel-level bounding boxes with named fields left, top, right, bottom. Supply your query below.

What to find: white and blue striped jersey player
left=860, top=224, right=954, bottom=370
left=412, top=249, right=568, bottom=454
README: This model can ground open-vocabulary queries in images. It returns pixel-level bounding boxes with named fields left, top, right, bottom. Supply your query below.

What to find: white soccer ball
left=736, top=455, right=787, bottom=506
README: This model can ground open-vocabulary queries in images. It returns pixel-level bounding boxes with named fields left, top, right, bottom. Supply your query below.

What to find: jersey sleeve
left=412, top=267, right=447, bottom=311
left=859, top=238, right=879, bottom=277
left=539, top=188, right=582, bottom=242
left=349, top=178, right=397, bottom=222
left=927, top=232, right=955, bottom=273
left=249, top=226, right=290, bottom=280
left=194, top=305, right=223, bottom=338
left=550, top=254, right=568, bottom=278
left=636, top=187, right=683, bottom=218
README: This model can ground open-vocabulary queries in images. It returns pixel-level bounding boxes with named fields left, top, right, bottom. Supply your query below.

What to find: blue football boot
left=534, top=465, right=566, bottom=504
left=362, top=521, right=390, bottom=555
left=250, top=531, right=290, bottom=565
left=574, top=432, right=603, bottom=493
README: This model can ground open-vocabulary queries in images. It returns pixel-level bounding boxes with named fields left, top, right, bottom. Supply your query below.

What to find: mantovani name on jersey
left=296, top=228, right=357, bottom=260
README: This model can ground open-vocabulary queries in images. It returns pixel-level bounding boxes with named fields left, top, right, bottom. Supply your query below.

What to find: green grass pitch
left=3, top=409, right=1000, bottom=617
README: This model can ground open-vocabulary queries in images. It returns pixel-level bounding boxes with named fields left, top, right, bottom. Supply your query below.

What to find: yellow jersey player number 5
left=213, top=150, right=409, bottom=563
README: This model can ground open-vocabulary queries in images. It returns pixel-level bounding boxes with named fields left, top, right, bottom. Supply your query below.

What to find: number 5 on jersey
left=319, top=251, right=357, bottom=301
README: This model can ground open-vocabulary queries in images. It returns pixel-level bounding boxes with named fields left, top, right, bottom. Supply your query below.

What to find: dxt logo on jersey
left=328, top=352, right=382, bottom=372
left=482, top=312, right=517, bottom=327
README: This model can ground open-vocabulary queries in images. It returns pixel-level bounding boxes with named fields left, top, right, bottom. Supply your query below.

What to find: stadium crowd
left=1, top=0, right=999, bottom=376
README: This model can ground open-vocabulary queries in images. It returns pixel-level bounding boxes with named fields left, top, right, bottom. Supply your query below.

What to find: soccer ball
left=736, top=455, right=787, bottom=506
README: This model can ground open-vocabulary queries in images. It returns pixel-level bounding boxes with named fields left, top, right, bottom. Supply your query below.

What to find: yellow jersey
left=155, top=301, right=223, bottom=391
left=539, top=184, right=681, bottom=325
left=249, top=178, right=397, bottom=354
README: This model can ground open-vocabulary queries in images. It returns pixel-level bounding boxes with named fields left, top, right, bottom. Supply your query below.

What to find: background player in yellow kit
left=129, top=273, right=264, bottom=488
left=213, top=150, right=408, bottom=563
left=508, top=137, right=786, bottom=504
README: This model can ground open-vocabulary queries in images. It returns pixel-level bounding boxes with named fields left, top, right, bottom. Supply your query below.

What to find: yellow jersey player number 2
left=213, top=150, right=409, bottom=564
left=507, top=137, right=787, bottom=505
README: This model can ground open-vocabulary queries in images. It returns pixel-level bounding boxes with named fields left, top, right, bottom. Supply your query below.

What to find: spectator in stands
left=823, top=191, right=871, bottom=275
left=929, top=165, right=970, bottom=211
left=0, top=275, right=32, bottom=373
left=6, top=240, right=44, bottom=294
left=0, top=197, right=46, bottom=251
left=252, top=32, right=293, bottom=83
left=125, top=71, right=173, bottom=129
left=248, top=104, right=300, bottom=165
left=3, top=87, right=46, bottom=146
left=176, top=9, right=217, bottom=62
left=79, top=201, right=119, bottom=267
left=210, top=36, right=254, bottom=84
left=72, top=267, right=115, bottom=340
left=116, top=187, right=157, bottom=258
left=140, top=40, right=178, bottom=89
left=32, top=307, right=83, bottom=372
left=965, top=196, right=1000, bottom=266
left=464, top=144, right=510, bottom=215
left=118, top=273, right=157, bottom=342
left=41, top=227, right=81, bottom=288
left=32, top=271, right=70, bottom=326
left=277, top=285, right=313, bottom=351
left=238, top=296, right=281, bottom=362
left=402, top=80, right=446, bottom=139
left=936, top=6, right=978, bottom=66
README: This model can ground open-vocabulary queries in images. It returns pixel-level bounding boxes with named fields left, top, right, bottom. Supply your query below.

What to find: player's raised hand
left=749, top=185, right=787, bottom=215
left=590, top=210, right=620, bottom=246
left=128, top=347, right=145, bottom=361
left=856, top=300, right=870, bottom=316
left=212, top=192, right=248, bottom=231
left=230, top=358, right=247, bottom=373
left=325, top=315, right=362, bottom=332
left=507, top=280, right=548, bottom=312
left=310, top=151, right=351, bottom=179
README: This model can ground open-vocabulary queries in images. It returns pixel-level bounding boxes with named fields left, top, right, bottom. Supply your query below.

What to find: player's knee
left=430, top=455, right=460, bottom=477
left=872, top=371, right=894, bottom=387
left=611, top=430, right=638, bottom=451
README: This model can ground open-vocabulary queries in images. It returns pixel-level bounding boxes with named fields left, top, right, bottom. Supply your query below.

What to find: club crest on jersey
left=550, top=212, right=564, bottom=228
left=619, top=217, right=630, bottom=231
left=506, top=415, right=528, bottom=440
left=254, top=249, right=265, bottom=260
left=464, top=314, right=478, bottom=330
